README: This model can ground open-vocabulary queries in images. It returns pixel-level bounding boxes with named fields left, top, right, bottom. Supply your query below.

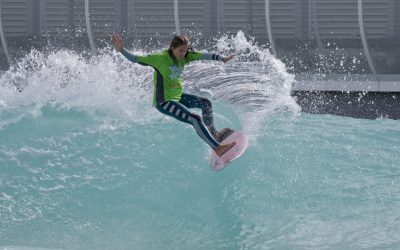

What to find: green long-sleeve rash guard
left=120, top=48, right=226, bottom=105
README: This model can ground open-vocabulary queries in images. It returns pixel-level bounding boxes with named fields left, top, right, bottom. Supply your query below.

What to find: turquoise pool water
left=1, top=33, right=399, bottom=250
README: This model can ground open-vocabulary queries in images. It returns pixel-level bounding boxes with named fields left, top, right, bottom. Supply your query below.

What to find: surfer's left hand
left=223, top=55, right=234, bottom=63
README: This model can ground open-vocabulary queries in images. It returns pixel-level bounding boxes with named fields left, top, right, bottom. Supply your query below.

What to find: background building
left=1, top=0, right=399, bottom=118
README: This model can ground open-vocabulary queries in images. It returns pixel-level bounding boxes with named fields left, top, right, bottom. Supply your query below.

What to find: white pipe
left=174, top=0, right=180, bottom=34
left=85, top=0, right=95, bottom=50
left=0, top=0, right=11, bottom=64
left=311, top=0, right=322, bottom=49
left=265, top=0, right=277, bottom=55
left=357, top=0, right=379, bottom=83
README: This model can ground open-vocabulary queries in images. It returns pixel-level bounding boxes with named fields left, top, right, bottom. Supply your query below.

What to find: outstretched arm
left=196, top=53, right=234, bottom=64
left=112, top=33, right=140, bottom=63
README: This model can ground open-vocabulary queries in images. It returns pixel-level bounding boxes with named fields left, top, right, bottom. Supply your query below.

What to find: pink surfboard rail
left=209, top=130, right=249, bottom=171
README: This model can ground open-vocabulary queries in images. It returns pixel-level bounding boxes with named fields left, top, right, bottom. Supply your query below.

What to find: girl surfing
left=112, top=33, right=235, bottom=157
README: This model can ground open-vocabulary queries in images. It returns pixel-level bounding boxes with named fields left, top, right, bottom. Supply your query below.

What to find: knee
left=189, top=113, right=203, bottom=128
left=190, top=113, right=202, bottom=123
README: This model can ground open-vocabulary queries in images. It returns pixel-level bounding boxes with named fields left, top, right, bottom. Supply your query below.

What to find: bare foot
left=215, top=142, right=236, bottom=156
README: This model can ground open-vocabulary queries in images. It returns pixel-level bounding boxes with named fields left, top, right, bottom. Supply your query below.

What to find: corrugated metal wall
left=394, top=0, right=400, bottom=38
left=0, top=0, right=399, bottom=74
left=270, top=0, right=296, bottom=38
left=44, top=0, right=72, bottom=35
left=179, top=0, right=205, bottom=34
left=131, top=0, right=175, bottom=36
left=0, top=0, right=394, bottom=39
left=1, top=0, right=29, bottom=36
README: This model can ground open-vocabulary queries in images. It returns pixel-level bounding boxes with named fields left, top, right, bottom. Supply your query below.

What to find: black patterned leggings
left=155, top=93, right=219, bottom=150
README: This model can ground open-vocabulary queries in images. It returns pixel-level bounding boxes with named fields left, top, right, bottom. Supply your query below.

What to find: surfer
left=112, top=33, right=235, bottom=156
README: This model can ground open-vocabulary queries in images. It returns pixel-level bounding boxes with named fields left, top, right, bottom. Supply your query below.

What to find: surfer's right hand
left=112, top=33, right=124, bottom=52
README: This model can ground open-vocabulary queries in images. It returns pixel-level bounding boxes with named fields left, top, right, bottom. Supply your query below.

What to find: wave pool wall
left=293, top=90, right=400, bottom=120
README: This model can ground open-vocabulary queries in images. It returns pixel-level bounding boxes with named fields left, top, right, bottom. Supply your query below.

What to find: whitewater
left=1, top=32, right=399, bottom=250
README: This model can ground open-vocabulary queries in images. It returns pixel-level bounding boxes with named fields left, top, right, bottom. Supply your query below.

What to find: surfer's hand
left=223, top=55, right=234, bottom=63
left=112, top=33, right=124, bottom=52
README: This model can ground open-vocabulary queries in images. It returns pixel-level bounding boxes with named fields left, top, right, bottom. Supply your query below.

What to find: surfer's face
left=171, top=44, right=189, bottom=60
